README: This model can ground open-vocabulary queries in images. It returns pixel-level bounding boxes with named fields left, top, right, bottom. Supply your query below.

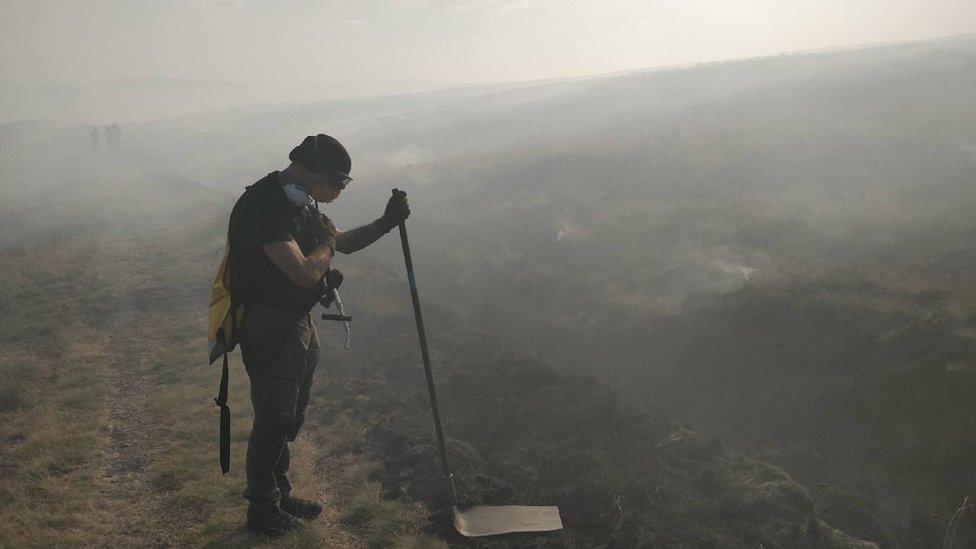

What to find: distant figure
left=90, top=126, right=99, bottom=151
left=105, top=123, right=121, bottom=151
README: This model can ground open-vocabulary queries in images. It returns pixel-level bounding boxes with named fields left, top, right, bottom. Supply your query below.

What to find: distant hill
left=0, top=76, right=548, bottom=125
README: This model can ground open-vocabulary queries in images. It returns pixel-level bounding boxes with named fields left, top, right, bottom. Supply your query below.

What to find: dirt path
left=92, top=235, right=217, bottom=545
left=94, top=237, right=359, bottom=547
left=96, top=275, right=190, bottom=546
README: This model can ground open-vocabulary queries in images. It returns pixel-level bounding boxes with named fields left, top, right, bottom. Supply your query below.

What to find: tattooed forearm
left=335, top=220, right=387, bottom=254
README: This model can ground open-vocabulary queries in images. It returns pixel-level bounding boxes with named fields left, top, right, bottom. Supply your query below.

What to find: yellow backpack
left=208, top=245, right=245, bottom=365
left=208, top=242, right=244, bottom=474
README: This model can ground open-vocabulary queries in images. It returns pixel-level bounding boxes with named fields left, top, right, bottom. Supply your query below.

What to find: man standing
left=226, top=134, right=410, bottom=537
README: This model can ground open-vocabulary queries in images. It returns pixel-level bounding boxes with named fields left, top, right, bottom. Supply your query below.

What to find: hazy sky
left=2, top=0, right=975, bottom=86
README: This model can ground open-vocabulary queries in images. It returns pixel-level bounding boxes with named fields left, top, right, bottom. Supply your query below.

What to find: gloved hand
left=319, top=269, right=344, bottom=309
left=319, top=268, right=344, bottom=308
left=377, top=189, right=410, bottom=233
left=325, top=268, right=344, bottom=291
left=310, top=212, right=338, bottom=252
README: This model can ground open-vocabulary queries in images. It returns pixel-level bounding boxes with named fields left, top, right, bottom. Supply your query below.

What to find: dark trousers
left=239, top=304, right=320, bottom=505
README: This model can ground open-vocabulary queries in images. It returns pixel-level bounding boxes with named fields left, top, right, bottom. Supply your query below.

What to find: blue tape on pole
left=408, top=270, right=417, bottom=291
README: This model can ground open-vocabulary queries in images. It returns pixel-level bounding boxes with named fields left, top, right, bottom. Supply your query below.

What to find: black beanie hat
left=289, top=134, right=351, bottom=176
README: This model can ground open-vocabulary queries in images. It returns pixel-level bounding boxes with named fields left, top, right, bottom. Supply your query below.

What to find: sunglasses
left=319, top=163, right=352, bottom=189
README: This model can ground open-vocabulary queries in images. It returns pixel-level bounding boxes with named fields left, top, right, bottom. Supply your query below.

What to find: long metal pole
left=397, top=213, right=458, bottom=505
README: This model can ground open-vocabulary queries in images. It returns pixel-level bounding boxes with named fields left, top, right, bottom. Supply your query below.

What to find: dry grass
left=0, top=326, right=112, bottom=546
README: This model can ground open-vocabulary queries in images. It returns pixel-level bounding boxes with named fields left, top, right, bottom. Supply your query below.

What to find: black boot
left=281, top=495, right=323, bottom=520
left=246, top=502, right=305, bottom=537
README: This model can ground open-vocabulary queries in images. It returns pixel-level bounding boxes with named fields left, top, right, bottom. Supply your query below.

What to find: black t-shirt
left=229, top=172, right=325, bottom=314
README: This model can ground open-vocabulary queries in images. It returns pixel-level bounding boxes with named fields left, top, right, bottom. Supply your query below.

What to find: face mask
left=282, top=181, right=313, bottom=208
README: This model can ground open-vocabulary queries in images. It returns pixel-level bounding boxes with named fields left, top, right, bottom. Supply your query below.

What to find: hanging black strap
left=215, top=347, right=231, bottom=474
left=215, top=297, right=238, bottom=474
left=215, top=199, right=242, bottom=474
